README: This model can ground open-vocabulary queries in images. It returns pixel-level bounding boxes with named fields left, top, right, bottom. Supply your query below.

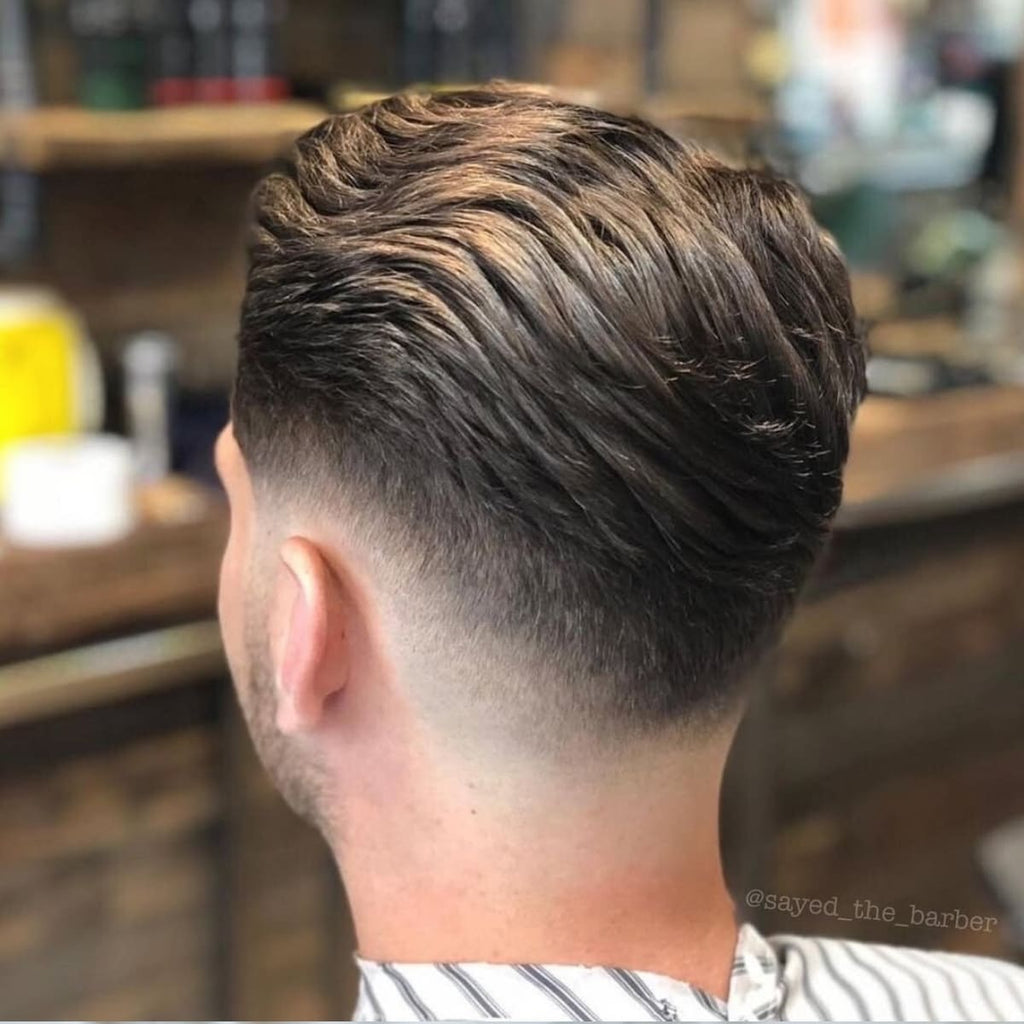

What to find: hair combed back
left=235, top=85, right=865, bottom=735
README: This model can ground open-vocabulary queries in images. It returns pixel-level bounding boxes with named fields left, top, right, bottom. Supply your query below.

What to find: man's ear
left=272, top=536, right=345, bottom=735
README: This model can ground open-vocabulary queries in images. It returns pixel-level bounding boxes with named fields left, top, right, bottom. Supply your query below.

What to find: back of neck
left=335, top=737, right=740, bottom=1000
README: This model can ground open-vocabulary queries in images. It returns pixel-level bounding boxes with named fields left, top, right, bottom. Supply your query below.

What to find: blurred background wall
left=2, top=1, right=1024, bottom=1018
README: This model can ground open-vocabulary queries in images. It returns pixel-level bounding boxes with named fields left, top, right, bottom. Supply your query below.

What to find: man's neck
left=332, top=738, right=740, bottom=1000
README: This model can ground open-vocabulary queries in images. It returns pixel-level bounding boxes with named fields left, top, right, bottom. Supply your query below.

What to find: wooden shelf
left=0, top=490, right=228, bottom=657
left=0, top=620, right=225, bottom=729
left=0, top=102, right=328, bottom=170
left=845, top=386, right=1024, bottom=506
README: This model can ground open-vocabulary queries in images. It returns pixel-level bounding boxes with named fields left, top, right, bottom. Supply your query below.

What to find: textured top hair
left=234, top=84, right=865, bottom=738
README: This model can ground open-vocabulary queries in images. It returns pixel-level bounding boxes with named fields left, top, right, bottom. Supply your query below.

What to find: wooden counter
left=2, top=386, right=1024, bottom=1018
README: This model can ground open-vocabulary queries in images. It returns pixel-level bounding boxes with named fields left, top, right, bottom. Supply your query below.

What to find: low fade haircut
left=233, top=84, right=865, bottom=743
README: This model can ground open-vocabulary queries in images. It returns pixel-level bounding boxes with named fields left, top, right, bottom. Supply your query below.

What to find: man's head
left=218, top=85, right=864, bottom=826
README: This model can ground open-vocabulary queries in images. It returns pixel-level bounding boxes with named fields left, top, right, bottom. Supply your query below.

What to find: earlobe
left=275, top=537, right=340, bottom=734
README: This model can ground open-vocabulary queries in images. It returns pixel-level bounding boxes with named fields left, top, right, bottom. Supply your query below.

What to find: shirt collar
left=354, top=923, right=783, bottom=1022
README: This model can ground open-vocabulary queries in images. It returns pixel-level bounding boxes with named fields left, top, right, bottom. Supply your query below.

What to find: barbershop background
left=2, top=0, right=1024, bottom=1018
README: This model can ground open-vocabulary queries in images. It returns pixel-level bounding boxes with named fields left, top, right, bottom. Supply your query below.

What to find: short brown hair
left=234, top=85, right=865, bottom=737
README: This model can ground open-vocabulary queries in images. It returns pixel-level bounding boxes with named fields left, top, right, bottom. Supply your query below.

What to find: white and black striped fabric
left=352, top=922, right=1024, bottom=1021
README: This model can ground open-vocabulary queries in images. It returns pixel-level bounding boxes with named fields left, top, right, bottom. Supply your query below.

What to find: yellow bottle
left=0, top=287, right=102, bottom=496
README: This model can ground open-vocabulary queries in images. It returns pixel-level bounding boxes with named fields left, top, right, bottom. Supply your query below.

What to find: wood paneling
left=0, top=680, right=356, bottom=1020
left=0, top=703, right=221, bottom=1019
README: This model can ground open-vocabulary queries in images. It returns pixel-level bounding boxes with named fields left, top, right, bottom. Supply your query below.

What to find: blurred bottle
left=122, top=331, right=177, bottom=483
left=189, top=0, right=232, bottom=102
left=401, top=0, right=480, bottom=88
left=33, top=0, right=78, bottom=104
left=0, top=0, right=39, bottom=265
left=0, top=0, right=34, bottom=109
left=0, top=287, right=103, bottom=496
left=147, top=0, right=194, bottom=105
left=433, top=0, right=473, bottom=84
left=966, top=230, right=1024, bottom=381
left=472, top=0, right=519, bottom=81
left=230, top=0, right=287, bottom=103
left=69, top=0, right=148, bottom=109
left=401, top=0, right=436, bottom=85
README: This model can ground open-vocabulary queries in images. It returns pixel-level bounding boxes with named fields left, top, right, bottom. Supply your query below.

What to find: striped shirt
left=353, top=922, right=1024, bottom=1021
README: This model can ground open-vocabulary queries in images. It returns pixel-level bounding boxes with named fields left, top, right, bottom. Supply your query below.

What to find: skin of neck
left=245, top=503, right=744, bottom=1002
left=325, top=707, right=741, bottom=1001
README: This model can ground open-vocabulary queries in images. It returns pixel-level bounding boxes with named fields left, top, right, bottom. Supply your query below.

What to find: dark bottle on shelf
left=230, top=0, right=287, bottom=103
left=147, top=0, right=193, bottom=105
left=70, top=0, right=147, bottom=109
left=472, top=0, right=519, bottom=82
left=433, top=0, right=473, bottom=84
left=0, top=0, right=39, bottom=264
left=188, top=0, right=232, bottom=102
left=401, top=0, right=436, bottom=86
